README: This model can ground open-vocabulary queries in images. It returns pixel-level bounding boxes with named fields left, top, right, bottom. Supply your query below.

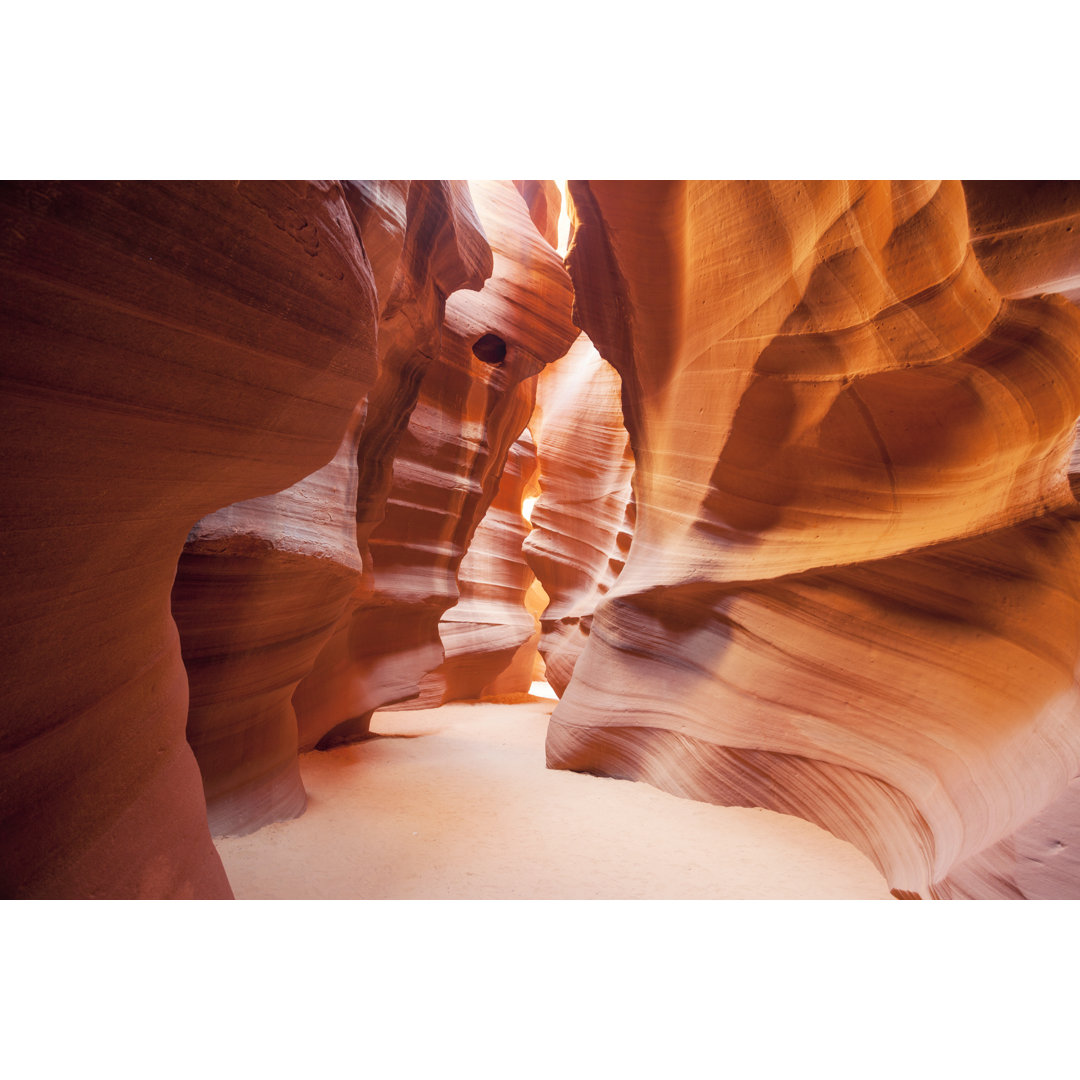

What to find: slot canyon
left=4, top=178, right=1080, bottom=900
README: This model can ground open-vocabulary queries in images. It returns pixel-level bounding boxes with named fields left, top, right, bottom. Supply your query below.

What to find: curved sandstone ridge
left=523, top=332, right=635, bottom=695
left=553, top=180, right=1080, bottom=898
left=418, top=432, right=543, bottom=705
left=950, top=181, right=1080, bottom=897
left=293, top=180, right=578, bottom=749
left=0, top=181, right=381, bottom=897
left=171, top=182, right=492, bottom=836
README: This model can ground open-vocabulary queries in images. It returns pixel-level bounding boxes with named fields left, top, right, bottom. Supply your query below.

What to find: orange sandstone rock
left=553, top=180, right=1080, bottom=898
left=523, top=332, right=635, bottom=695
left=171, top=181, right=491, bottom=836
left=0, top=181, right=380, bottom=897
left=963, top=180, right=1080, bottom=304
left=419, top=432, right=543, bottom=704
left=294, top=180, right=577, bottom=748
left=514, top=180, right=563, bottom=249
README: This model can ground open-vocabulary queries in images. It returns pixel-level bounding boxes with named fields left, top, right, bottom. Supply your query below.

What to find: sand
left=215, top=695, right=894, bottom=899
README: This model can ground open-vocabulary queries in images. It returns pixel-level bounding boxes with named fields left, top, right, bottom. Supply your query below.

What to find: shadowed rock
left=0, top=181, right=381, bottom=897
left=171, top=182, right=492, bottom=836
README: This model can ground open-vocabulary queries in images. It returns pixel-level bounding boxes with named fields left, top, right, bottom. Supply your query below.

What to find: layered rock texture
left=523, top=332, right=635, bottom=695
left=552, top=180, right=1080, bottom=899
left=418, top=432, right=544, bottom=705
left=8, top=178, right=1080, bottom=902
left=171, top=182, right=492, bottom=836
left=293, top=179, right=577, bottom=749
left=0, top=181, right=381, bottom=897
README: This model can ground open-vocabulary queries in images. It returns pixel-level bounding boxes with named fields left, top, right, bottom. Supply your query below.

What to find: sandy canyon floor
left=216, top=694, right=893, bottom=900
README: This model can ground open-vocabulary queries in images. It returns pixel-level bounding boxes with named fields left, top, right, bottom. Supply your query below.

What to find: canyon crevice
left=3, top=179, right=1079, bottom=899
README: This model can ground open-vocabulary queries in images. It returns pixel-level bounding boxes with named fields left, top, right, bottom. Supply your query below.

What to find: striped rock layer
left=170, top=182, right=491, bottom=837
left=551, top=180, right=1080, bottom=899
left=417, top=432, right=543, bottom=705
left=0, top=181, right=380, bottom=897
left=523, top=332, right=635, bottom=696
left=963, top=180, right=1080, bottom=304
left=293, top=180, right=578, bottom=749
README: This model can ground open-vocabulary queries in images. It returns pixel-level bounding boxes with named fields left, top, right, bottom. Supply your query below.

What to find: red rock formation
left=0, top=181, right=380, bottom=897
left=963, top=181, right=1080, bottom=303
left=523, top=332, right=635, bottom=695
left=294, top=180, right=577, bottom=748
left=419, top=432, right=543, bottom=704
left=171, top=181, right=492, bottom=836
left=931, top=180, right=1080, bottom=898
left=552, top=180, right=1080, bottom=898
left=514, top=180, right=562, bottom=249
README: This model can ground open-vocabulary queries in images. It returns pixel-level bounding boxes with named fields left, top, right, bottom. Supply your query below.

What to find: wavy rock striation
left=0, top=181, right=380, bottom=897
left=418, top=432, right=543, bottom=704
left=294, top=180, right=577, bottom=748
left=552, top=180, right=1080, bottom=898
left=170, top=182, right=492, bottom=836
left=930, top=180, right=1080, bottom=898
left=523, top=332, right=635, bottom=696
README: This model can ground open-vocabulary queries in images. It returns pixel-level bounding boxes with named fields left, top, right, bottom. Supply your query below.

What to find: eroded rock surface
left=552, top=180, right=1080, bottom=898
left=294, top=180, right=577, bottom=748
left=419, top=432, right=543, bottom=705
left=964, top=180, right=1080, bottom=304
left=523, top=332, right=635, bottom=695
left=514, top=180, right=562, bottom=249
left=171, top=181, right=492, bottom=837
left=0, top=181, right=380, bottom=897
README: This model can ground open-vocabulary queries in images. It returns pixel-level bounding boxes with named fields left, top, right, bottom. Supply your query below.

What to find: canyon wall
left=293, top=179, right=577, bottom=749
left=963, top=180, right=1080, bottom=304
left=552, top=180, right=1080, bottom=899
left=417, top=431, right=543, bottom=705
left=8, top=178, right=1079, bottom=900
left=0, top=181, right=382, bottom=897
left=932, top=180, right=1080, bottom=898
left=523, top=332, right=635, bottom=695
left=170, top=182, right=492, bottom=836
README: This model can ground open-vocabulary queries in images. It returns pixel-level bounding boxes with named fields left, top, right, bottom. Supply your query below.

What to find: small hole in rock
left=472, top=333, right=507, bottom=365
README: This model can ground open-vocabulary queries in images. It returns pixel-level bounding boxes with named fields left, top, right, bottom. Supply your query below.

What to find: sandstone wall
left=293, top=180, right=577, bottom=748
left=523, top=332, right=635, bottom=695
left=418, top=432, right=543, bottom=704
left=170, top=182, right=492, bottom=836
left=552, top=180, right=1080, bottom=898
left=0, top=181, right=381, bottom=897
left=963, top=180, right=1080, bottom=304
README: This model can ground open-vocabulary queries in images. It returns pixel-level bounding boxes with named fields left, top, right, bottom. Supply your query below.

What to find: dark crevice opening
left=472, top=333, right=507, bottom=365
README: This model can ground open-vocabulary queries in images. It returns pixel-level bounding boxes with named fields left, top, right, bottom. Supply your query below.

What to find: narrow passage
left=216, top=696, right=893, bottom=900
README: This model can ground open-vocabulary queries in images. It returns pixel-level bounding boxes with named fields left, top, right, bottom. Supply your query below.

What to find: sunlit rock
left=551, top=180, right=1080, bottom=899
left=294, top=180, right=577, bottom=749
left=523, top=332, right=635, bottom=695
left=171, top=181, right=491, bottom=836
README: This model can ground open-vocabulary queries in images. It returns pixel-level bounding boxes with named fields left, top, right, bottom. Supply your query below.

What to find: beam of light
left=557, top=180, right=571, bottom=255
